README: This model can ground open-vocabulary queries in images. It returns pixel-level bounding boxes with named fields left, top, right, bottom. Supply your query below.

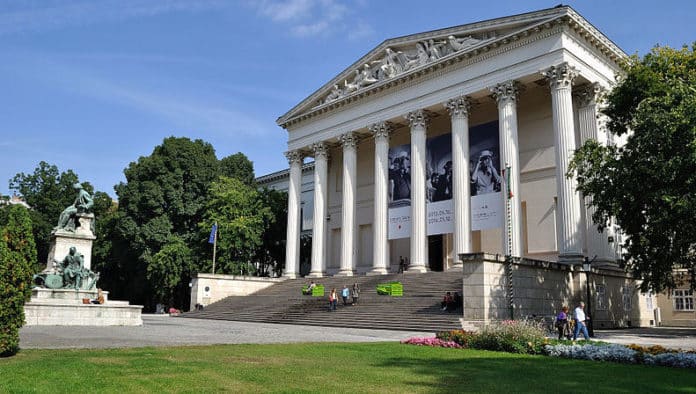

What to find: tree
left=147, top=236, right=192, bottom=306
left=0, top=205, right=36, bottom=356
left=253, top=188, right=287, bottom=277
left=219, top=152, right=256, bottom=187
left=200, top=176, right=271, bottom=276
left=108, top=137, right=220, bottom=308
left=569, top=44, right=696, bottom=292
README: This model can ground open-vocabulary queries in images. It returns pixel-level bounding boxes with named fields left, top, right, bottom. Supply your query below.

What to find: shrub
left=467, top=320, right=548, bottom=354
left=0, top=205, right=36, bottom=357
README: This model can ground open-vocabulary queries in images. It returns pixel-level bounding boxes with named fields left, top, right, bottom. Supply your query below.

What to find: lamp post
left=582, top=256, right=595, bottom=337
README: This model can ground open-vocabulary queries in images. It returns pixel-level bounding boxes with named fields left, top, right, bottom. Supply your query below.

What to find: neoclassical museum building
left=275, top=6, right=654, bottom=326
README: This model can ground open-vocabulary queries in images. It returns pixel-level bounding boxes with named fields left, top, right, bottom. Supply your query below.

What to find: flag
left=208, top=223, right=217, bottom=244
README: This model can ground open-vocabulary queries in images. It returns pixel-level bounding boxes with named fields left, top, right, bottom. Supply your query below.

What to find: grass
left=1, top=342, right=695, bottom=393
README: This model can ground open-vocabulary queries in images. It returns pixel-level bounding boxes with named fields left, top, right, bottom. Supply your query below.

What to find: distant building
left=0, top=194, right=31, bottom=209
left=654, top=271, right=696, bottom=327
left=256, top=162, right=315, bottom=234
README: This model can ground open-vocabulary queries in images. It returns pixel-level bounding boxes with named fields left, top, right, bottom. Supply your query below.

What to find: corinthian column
left=406, top=109, right=428, bottom=273
left=370, top=122, right=391, bottom=275
left=445, top=97, right=472, bottom=264
left=542, top=63, right=583, bottom=262
left=575, top=82, right=610, bottom=262
left=490, top=81, right=523, bottom=257
left=338, top=132, right=358, bottom=276
left=308, top=142, right=329, bottom=277
left=283, top=150, right=303, bottom=278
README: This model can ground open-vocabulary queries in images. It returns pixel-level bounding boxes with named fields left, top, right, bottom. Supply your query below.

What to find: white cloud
left=257, top=0, right=314, bottom=22
left=250, top=0, right=368, bottom=38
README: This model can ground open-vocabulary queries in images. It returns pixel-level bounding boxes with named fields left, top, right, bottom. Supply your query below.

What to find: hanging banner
left=388, top=143, right=412, bottom=239
left=387, top=120, right=501, bottom=238
left=388, top=133, right=454, bottom=239
left=425, top=133, right=453, bottom=236
left=470, top=121, right=502, bottom=230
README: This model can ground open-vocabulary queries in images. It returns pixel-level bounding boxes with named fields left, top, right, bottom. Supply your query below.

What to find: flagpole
left=212, top=221, right=218, bottom=274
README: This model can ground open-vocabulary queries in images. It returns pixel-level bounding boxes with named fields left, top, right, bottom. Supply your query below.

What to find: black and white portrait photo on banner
left=388, top=144, right=411, bottom=208
left=469, top=121, right=503, bottom=231
left=387, top=121, right=503, bottom=239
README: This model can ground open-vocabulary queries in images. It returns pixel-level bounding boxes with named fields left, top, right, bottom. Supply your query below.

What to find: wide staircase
left=180, top=271, right=463, bottom=333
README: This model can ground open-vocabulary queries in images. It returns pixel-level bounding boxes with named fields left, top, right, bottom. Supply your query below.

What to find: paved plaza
left=19, top=315, right=696, bottom=350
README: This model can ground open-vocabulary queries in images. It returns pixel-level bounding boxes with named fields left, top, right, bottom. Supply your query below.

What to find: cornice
left=256, top=162, right=315, bottom=185
left=277, top=7, right=628, bottom=130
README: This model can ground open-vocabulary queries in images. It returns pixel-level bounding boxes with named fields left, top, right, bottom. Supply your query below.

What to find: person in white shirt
left=572, top=301, right=590, bottom=340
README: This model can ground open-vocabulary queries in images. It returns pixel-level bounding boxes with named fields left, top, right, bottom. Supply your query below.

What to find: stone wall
left=460, top=253, right=654, bottom=327
left=190, top=273, right=286, bottom=311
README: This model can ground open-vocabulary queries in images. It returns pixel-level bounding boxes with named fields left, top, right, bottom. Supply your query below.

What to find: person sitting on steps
left=441, top=292, right=454, bottom=311
left=304, top=280, right=316, bottom=295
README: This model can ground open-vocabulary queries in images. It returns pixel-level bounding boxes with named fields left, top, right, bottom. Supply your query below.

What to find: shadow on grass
left=379, top=348, right=696, bottom=393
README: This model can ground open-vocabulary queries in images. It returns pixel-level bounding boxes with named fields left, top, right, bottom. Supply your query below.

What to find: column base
left=334, top=269, right=355, bottom=277
left=366, top=268, right=388, bottom=276
left=447, top=263, right=463, bottom=271
left=306, top=271, right=324, bottom=278
left=282, top=272, right=298, bottom=279
left=406, top=265, right=428, bottom=273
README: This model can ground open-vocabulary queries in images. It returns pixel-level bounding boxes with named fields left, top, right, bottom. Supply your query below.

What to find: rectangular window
left=673, top=289, right=694, bottom=311
left=645, top=292, right=654, bottom=311
left=622, top=286, right=632, bottom=311
left=595, top=284, right=607, bottom=310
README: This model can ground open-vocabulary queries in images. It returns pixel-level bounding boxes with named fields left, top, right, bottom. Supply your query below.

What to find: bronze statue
left=55, top=183, right=93, bottom=231
left=33, top=246, right=99, bottom=290
left=62, top=247, right=85, bottom=290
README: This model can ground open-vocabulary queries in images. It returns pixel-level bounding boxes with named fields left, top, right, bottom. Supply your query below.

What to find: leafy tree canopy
left=219, top=152, right=256, bottom=187
left=200, top=176, right=271, bottom=276
left=147, top=236, right=192, bottom=305
left=570, top=44, right=696, bottom=292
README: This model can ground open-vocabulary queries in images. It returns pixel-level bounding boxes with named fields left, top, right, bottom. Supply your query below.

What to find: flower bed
left=401, top=320, right=696, bottom=369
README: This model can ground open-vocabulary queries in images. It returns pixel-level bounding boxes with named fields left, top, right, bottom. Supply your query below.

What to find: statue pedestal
left=47, top=213, right=96, bottom=270
left=24, top=288, right=143, bottom=326
left=28, top=212, right=143, bottom=326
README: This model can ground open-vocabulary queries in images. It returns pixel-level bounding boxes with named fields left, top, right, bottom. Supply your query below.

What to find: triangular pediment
left=277, top=6, right=626, bottom=128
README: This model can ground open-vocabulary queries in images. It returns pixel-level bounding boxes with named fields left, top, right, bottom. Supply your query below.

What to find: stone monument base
left=24, top=288, right=143, bottom=326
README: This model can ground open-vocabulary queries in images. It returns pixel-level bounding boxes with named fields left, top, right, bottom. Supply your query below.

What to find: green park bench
left=301, top=284, right=325, bottom=297
left=376, top=282, right=403, bottom=296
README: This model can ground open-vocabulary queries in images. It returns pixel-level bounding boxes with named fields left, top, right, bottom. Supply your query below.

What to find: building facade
left=278, top=6, right=624, bottom=279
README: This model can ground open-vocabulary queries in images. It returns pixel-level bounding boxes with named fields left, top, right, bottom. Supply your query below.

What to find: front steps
left=181, top=271, right=463, bottom=333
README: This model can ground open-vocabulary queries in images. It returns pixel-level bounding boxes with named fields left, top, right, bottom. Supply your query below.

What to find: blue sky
left=1, top=0, right=694, bottom=198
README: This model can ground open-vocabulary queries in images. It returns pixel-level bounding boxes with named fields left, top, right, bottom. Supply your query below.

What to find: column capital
left=284, top=150, right=304, bottom=165
left=541, top=62, right=578, bottom=90
left=405, top=109, right=429, bottom=128
left=573, top=82, right=605, bottom=107
left=311, top=142, right=329, bottom=160
left=490, top=81, right=521, bottom=104
left=369, top=121, right=392, bottom=140
left=339, top=132, right=359, bottom=148
left=444, top=96, right=472, bottom=118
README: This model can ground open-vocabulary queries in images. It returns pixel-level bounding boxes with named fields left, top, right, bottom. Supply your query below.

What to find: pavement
left=19, top=315, right=696, bottom=350
left=19, top=315, right=434, bottom=349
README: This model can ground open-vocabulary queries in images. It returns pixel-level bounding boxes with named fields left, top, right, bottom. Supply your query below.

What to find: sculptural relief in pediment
left=318, top=31, right=497, bottom=107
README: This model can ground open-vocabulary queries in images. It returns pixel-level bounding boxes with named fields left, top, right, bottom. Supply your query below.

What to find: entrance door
left=428, top=235, right=443, bottom=271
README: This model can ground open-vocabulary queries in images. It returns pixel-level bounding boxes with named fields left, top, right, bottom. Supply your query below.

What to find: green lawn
left=1, top=342, right=694, bottom=393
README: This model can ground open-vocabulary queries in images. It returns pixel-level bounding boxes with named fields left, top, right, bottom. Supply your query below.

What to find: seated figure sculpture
left=56, top=182, right=94, bottom=232
left=62, top=247, right=86, bottom=290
